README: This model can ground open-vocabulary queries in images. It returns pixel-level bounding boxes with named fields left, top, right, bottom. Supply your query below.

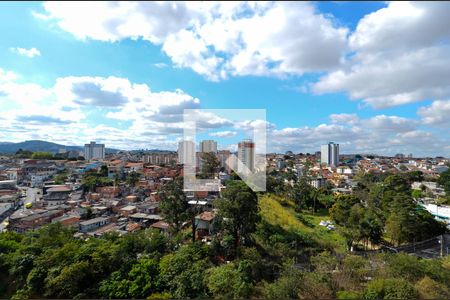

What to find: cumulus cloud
left=269, top=114, right=448, bottom=157
left=313, top=1, right=450, bottom=108
left=209, top=131, right=237, bottom=138
left=330, top=113, right=359, bottom=125
left=38, top=1, right=348, bottom=81
left=418, top=100, right=450, bottom=128
left=10, top=47, right=41, bottom=58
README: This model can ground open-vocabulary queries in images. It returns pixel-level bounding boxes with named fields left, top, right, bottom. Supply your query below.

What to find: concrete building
left=321, top=142, right=339, bottom=167
left=143, top=152, right=177, bottom=165
left=79, top=217, right=110, bottom=233
left=217, top=150, right=231, bottom=171
left=199, top=140, right=217, bottom=153
left=84, top=141, right=105, bottom=161
left=238, top=139, right=255, bottom=174
left=178, top=140, right=196, bottom=165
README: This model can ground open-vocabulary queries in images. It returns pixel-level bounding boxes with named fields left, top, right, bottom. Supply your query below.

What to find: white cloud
left=10, top=47, right=41, bottom=58
left=418, top=100, right=450, bottom=128
left=209, top=131, right=237, bottom=138
left=38, top=1, right=348, bottom=81
left=313, top=1, right=450, bottom=108
left=154, top=62, right=168, bottom=68
left=269, top=114, right=448, bottom=157
left=330, top=113, right=359, bottom=125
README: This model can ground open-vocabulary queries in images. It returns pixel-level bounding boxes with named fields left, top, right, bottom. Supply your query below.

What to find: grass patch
left=259, top=194, right=346, bottom=252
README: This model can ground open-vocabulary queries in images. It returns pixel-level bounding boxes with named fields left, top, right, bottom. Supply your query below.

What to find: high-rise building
left=321, top=142, right=339, bottom=167
left=199, top=140, right=217, bottom=153
left=217, top=150, right=231, bottom=172
left=178, top=141, right=195, bottom=165
left=84, top=141, right=105, bottom=161
left=238, top=139, right=255, bottom=174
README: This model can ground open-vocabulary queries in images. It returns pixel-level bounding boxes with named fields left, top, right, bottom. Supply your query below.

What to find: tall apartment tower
left=178, top=140, right=195, bottom=165
left=199, top=140, right=217, bottom=153
left=238, top=139, right=255, bottom=174
left=84, top=141, right=105, bottom=161
left=321, top=142, right=339, bottom=167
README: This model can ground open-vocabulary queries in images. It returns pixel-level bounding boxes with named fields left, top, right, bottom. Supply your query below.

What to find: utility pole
left=440, top=235, right=444, bottom=258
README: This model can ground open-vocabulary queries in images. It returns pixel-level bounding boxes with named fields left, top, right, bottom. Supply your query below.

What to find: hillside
left=0, top=140, right=119, bottom=154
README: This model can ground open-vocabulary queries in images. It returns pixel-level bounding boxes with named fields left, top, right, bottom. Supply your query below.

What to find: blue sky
left=0, top=2, right=449, bottom=156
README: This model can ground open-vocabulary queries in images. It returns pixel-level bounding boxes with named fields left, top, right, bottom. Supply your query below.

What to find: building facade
left=238, top=139, right=255, bottom=174
left=178, top=140, right=195, bottom=165
left=321, top=142, right=339, bottom=167
left=84, top=141, right=105, bottom=161
left=199, top=140, right=217, bottom=153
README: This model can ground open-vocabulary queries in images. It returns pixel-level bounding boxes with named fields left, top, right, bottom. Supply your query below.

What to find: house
left=129, top=213, right=163, bottom=225
left=125, top=162, right=144, bottom=173
left=79, top=217, right=110, bottom=233
left=151, top=220, right=170, bottom=234
left=43, top=186, right=71, bottom=207
left=96, top=186, right=120, bottom=199
left=195, top=211, right=215, bottom=238
left=119, top=205, right=137, bottom=217
left=9, top=209, right=64, bottom=233
left=52, top=215, right=81, bottom=227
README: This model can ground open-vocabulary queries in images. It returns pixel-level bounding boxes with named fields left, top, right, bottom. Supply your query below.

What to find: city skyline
left=1, top=2, right=450, bottom=156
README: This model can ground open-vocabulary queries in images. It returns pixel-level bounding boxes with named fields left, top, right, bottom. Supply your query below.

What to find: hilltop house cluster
left=0, top=140, right=449, bottom=236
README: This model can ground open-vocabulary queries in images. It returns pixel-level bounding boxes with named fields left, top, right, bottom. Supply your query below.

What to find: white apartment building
left=178, top=141, right=195, bottom=165
left=321, top=142, right=339, bottom=167
left=84, top=141, right=105, bottom=161
left=238, top=139, right=255, bottom=174
left=199, top=140, right=217, bottom=153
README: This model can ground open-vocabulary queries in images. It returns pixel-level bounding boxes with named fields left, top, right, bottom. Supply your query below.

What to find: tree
left=215, top=180, right=260, bottom=251
left=363, top=278, right=417, bottom=300
left=54, top=173, right=68, bottom=185
left=81, top=169, right=113, bottom=192
left=99, top=165, right=109, bottom=177
left=266, top=175, right=286, bottom=195
left=159, top=178, right=189, bottom=234
left=99, top=258, right=160, bottom=299
left=14, top=148, right=33, bottom=158
left=438, top=169, right=450, bottom=196
left=31, top=152, right=54, bottom=159
left=384, top=195, right=417, bottom=246
left=199, top=152, right=220, bottom=179
left=159, top=243, right=210, bottom=299
left=126, top=171, right=140, bottom=187
left=383, top=174, right=410, bottom=194
left=205, top=263, right=253, bottom=299
left=329, top=195, right=360, bottom=225
left=45, top=261, right=92, bottom=298
left=405, top=170, right=424, bottom=183
left=290, top=177, right=315, bottom=211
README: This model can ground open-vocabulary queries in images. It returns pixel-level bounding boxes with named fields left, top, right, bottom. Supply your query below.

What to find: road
left=0, top=187, right=42, bottom=232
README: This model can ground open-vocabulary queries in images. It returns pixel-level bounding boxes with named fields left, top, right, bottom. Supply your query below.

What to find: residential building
left=321, top=142, right=339, bottom=167
left=217, top=150, right=231, bottom=171
left=178, top=140, right=195, bottom=165
left=43, top=186, right=71, bottom=207
left=79, top=217, right=110, bottom=233
left=84, top=141, right=105, bottom=161
left=199, top=140, right=217, bottom=153
left=238, top=139, right=255, bottom=174
left=143, top=152, right=177, bottom=165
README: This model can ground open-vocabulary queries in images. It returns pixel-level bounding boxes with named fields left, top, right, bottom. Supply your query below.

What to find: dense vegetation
left=1, top=172, right=449, bottom=299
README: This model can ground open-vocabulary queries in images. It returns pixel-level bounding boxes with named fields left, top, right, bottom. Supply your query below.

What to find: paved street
left=0, top=187, right=42, bottom=232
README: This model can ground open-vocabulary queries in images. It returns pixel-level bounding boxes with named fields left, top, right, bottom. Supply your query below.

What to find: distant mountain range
left=0, top=140, right=119, bottom=154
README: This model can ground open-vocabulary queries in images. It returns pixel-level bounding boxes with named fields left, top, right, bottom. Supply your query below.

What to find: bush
left=364, top=278, right=417, bottom=300
left=415, top=276, right=450, bottom=299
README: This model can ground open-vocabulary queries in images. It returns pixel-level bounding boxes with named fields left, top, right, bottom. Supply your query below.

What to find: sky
left=0, top=1, right=449, bottom=156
